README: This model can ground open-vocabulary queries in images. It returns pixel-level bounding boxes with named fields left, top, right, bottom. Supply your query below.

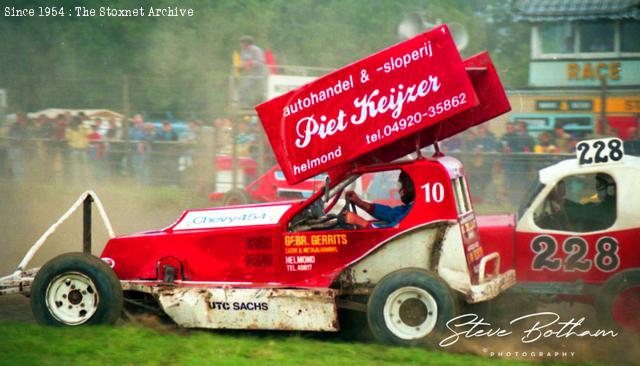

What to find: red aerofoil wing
left=256, top=25, right=510, bottom=185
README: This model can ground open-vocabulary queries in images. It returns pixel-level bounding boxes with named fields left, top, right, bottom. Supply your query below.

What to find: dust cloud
left=0, top=179, right=208, bottom=275
left=446, top=294, right=640, bottom=365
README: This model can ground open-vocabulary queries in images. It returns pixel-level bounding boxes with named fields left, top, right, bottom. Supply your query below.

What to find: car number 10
left=422, top=182, right=444, bottom=203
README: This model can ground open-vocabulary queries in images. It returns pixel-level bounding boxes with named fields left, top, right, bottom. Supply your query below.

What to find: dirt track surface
left=0, top=295, right=34, bottom=323
left=1, top=182, right=638, bottom=365
left=0, top=181, right=204, bottom=325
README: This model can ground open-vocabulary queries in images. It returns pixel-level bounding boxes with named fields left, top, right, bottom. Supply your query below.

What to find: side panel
left=338, top=226, right=444, bottom=286
left=102, top=226, right=284, bottom=283
left=515, top=161, right=640, bottom=285
left=476, top=214, right=517, bottom=274
left=279, top=160, right=459, bottom=287
left=515, top=229, right=640, bottom=284
left=155, top=287, right=338, bottom=331
left=437, top=223, right=472, bottom=293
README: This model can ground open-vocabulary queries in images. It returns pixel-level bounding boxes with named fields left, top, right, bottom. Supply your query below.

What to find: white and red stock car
left=478, top=137, right=640, bottom=333
left=9, top=25, right=635, bottom=346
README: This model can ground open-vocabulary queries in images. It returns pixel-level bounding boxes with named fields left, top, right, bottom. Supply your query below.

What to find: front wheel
left=31, top=253, right=123, bottom=326
left=596, top=269, right=640, bottom=333
left=367, top=269, right=458, bottom=346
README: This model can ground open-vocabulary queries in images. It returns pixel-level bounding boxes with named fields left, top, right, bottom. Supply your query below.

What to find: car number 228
left=530, top=235, right=620, bottom=273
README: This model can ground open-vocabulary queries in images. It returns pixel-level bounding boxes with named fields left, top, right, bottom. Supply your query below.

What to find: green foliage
left=0, top=0, right=530, bottom=115
left=0, top=322, right=599, bottom=366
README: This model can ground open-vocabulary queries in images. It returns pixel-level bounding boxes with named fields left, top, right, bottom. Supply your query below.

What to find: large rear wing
left=256, top=25, right=510, bottom=185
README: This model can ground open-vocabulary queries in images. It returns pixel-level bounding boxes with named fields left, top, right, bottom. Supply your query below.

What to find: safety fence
left=0, top=134, right=571, bottom=208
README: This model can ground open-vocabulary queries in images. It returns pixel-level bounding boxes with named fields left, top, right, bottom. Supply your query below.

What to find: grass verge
left=0, top=322, right=599, bottom=366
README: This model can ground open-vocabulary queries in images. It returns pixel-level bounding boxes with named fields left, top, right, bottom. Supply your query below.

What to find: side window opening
left=452, top=176, right=472, bottom=216
left=533, top=173, right=616, bottom=232
left=288, top=169, right=410, bottom=232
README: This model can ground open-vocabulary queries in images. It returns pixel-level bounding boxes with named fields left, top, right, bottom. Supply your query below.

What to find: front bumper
left=466, top=269, right=516, bottom=303
left=466, top=252, right=516, bottom=303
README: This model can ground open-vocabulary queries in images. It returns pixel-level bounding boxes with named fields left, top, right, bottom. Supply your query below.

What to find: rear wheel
left=31, top=253, right=123, bottom=326
left=596, top=270, right=640, bottom=333
left=222, top=189, right=250, bottom=206
left=367, top=269, right=458, bottom=346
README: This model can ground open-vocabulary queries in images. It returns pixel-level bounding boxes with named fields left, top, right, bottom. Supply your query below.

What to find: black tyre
left=222, top=189, right=250, bottom=206
left=31, top=252, right=123, bottom=326
left=367, top=269, right=458, bottom=346
left=596, top=269, right=640, bottom=333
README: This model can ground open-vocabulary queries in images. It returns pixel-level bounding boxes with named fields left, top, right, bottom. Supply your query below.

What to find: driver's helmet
left=595, top=174, right=615, bottom=200
left=398, top=171, right=415, bottom=205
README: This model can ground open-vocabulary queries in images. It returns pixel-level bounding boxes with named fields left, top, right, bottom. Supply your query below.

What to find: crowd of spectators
left=439, top=121, right=640, bottom=206
left=0, top=112, right=204, bottom=185
left=441, top=121, right=597, bottom=155
left=2, top=111, right=638, bottom=201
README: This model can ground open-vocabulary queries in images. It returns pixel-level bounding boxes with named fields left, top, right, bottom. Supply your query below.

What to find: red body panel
left=476, top=216, right=640, bottom=286
left=476, top=215, right=516, bottom=275
left=101, top=159, right=461, bottom=288
left=515, top=228, right=640, bottom=284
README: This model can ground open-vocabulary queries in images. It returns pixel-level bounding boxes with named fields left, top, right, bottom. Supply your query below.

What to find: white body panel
left=341, top=226, right=443, bottom=285
left=147, top=286, right=338, bottom=331
left=519, top=155, right=640, bottom=233
left=340, top=223, right=515, bottom=304
left=173, top=204, right=292, bottom=230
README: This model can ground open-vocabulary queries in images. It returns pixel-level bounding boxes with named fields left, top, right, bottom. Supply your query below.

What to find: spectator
left=236, top=121, right=255, bottom=156
left=179, top=120, right=199, bottom=173
left=238, top=35, right=268, bottom=107
left=215, top=118, right=233, bottom=154
left=87, top=125, right=105, bottom=159
left=471, top=124, right=500, bottom=152
left=129, top=114, right=152, bottom=184
left=514, top=121, right=535, bottom=153
left=106, top=117, right=122, bottom=140
left=501, top=123, right=519, bottom=153
left=33, top=114, right=53, bottom=139
left=553, top=126, right=573, bottom=153
left=534, top=132, right=557, bottom=154
left=467, top=126, right=498, bottom=201
left=7, top=113, right=29, bottom=181
left=94, top=118, right=109, bottom=137
left=155, top=121, right=179, bottom=185
left=87, top=125, right=106, bottom=181
left=65, top=116, right=89, bottom=183
left=105, top=117, right=125, bottom=177
left=51, top=114, right=68, bottom=182
left=156, top=121, right=178, bottom=141
left=32, top=114, right=53, bottom=178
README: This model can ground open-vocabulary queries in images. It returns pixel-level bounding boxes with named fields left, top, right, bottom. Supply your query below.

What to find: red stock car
left=32, top=154, right=516, bottom=346
left=3, top=26, right=545, bottom=346
left=209, top=165, right=326, bottom=206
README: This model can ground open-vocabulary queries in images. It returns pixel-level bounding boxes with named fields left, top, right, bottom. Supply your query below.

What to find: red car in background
left=209, top=163, right=327, bottom=206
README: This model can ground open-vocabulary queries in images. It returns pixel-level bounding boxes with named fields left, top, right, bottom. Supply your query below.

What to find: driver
left=583, top=173, right=616, bottom=229
left=546, top=174, right=616, bottom=231
left=343, top=171, right=414, bottom=229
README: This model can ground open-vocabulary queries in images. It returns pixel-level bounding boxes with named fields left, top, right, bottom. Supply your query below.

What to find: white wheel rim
left=383, top=286, right=438, bottom=340
left=45, top=272, right=99, bottom=325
